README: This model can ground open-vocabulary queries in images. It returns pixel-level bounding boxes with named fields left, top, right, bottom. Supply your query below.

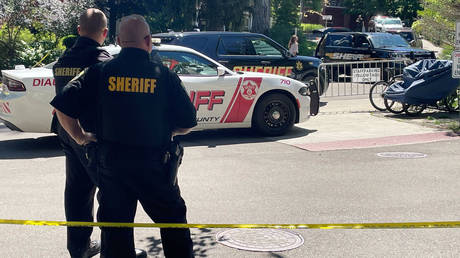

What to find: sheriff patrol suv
left=315, top=32, right=435, bottom=62
left=1, top=43, right=317, bottom=136
left=152, top=31, right=325, bottom=94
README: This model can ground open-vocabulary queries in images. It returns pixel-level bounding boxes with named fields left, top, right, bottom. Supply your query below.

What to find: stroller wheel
left=403, top=103, right=426, bottom=116
left=384, top=98, right=404, bottom=114
left=369, top=81, right=389, bottom=111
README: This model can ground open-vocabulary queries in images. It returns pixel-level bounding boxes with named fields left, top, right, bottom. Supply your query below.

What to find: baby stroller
left=382, top=59, right=460, bottom=115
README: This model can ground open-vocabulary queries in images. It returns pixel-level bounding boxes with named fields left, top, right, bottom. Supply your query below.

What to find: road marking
left=292, top=132, right=460, bottom=151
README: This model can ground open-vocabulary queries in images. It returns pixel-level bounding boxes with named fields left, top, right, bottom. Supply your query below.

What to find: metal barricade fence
left=317, top=60, right=409, bottom=97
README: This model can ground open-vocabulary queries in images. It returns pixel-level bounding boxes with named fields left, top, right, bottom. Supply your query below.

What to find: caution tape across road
left=1, top=219, right=460, bottom=229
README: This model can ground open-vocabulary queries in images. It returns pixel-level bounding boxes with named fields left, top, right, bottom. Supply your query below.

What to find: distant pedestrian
left=288, top=34, right=298, bottom=56
left=356, top=15, right=365, bottom=32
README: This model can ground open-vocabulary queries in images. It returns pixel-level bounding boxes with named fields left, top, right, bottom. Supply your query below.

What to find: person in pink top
left=288, top=34, right=299, bottom=56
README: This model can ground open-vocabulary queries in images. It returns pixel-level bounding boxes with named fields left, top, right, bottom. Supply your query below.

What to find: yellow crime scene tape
left=2, top=219, right=460, bottom=229
left=32, top=51, right=51, bottom=68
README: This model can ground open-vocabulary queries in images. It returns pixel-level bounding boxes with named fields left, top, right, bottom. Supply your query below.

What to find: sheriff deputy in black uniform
left=51, top=14, right=197, bottom=258
left=52, top=8, right=110, bottom=257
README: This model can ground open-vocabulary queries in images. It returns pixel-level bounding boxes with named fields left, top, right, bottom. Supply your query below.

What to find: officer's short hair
left=79, top=8, right=107, bottom=36
left=117, top=14, right=150, bottom=44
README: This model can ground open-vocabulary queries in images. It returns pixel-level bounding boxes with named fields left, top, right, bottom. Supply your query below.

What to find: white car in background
left=378, top=17, right=403, bottom=32
left=0, top=43, right=318, bottom=136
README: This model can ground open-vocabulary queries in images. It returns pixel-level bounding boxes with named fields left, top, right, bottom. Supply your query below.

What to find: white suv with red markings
left=0, top=44, right=318, bottom=136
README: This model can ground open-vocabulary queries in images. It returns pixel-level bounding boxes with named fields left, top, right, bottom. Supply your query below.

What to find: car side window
left=155, top=51, right=218, bottom=76
left=325, top=34, right=353, bottom=48
left=355, top=35, right=370, bottom=48
left=218, top=36, right=254, bottom=55
left=181, top=37, right=208, bottom=52
left=248, top=37, right=282, bottom=56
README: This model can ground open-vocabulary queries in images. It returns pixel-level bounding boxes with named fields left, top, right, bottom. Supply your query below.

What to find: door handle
left=261, top=61, right=271, bottom=64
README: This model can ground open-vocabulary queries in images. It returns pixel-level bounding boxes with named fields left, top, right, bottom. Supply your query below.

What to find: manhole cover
left=377, top=152, right=427, bottom=159
left=216, top=228, right=304, bottom=252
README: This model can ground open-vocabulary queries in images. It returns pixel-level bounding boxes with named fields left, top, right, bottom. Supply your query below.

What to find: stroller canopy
left=384, top=59, right=459, bottom=105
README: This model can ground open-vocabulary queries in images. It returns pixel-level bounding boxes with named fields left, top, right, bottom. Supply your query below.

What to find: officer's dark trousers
left=57, top=125, right=97, bottom=257
left=97, top=147, right=194, bottom=258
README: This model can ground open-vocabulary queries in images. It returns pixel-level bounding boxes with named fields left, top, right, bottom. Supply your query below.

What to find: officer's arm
left=168, top=71, right=197, bottom=134
left=55, top=110, right=96, bottom=145
left=50, top=65, right=99, bottom=144
left=173, top=127, right=192, bottom=136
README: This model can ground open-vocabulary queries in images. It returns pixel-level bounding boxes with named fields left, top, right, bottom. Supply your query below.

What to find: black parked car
left=315, top=32, right=435, bottom=62
left=152, top=31, right=326, bottom=94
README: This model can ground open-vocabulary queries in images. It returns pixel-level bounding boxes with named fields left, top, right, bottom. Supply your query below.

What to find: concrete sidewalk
left=275, top=97, right=459, bottom=151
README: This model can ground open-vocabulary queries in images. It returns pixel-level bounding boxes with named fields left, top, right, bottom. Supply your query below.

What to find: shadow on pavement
left=142, top=228, right=218, bottom=257
left=0, top=126, right=316, bottom=159
left=0, top=135, right=62, bottom=159
left=178, top=127, right=316, bottom=148
left=142, top=228, right=289, bottom=257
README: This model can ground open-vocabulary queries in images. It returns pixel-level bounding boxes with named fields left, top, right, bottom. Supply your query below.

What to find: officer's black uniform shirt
left=53, top=36, right=111, bottom=96
left=51, top=47, right=197, bottom=149
left=52, top=36, right=111, bottom=133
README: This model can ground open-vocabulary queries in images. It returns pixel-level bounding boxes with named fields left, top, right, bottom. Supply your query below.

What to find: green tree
left=199, top=0, right=251, bottom=31
left=252, top=0, right=271, bottom=34
left=414, top=0, right=460, bottom=57
left=343, top=0, right=422, bottom=26
left=99, top=0, right=196, bottom=41
left=0, top=0, right=93, bottom=69
left=270, top=0, right=300, bottom=50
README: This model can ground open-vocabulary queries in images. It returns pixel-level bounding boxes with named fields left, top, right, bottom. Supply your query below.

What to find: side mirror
left=217, top=66, right=226, bottom=76
left=284, top=50, right=292, bottom=58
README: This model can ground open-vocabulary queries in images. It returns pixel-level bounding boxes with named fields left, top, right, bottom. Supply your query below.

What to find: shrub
left=0, top=25, right=64, bottom=69
left=300, top=23, right=323, bottom=32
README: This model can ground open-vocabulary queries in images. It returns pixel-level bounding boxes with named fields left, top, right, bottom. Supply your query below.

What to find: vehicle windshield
left=369, top=34, right=410, bottom=48
left=396, top=32, right=414, bottom=42
left=383, top=19, right=402, bottom=25
left=44, top=61, right=56, bottom=69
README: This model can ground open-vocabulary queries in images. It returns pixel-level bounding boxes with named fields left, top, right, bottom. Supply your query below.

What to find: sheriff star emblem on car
left=240, top=80, right=258, bottom=100
left=296, top=61, right=303, bottom=71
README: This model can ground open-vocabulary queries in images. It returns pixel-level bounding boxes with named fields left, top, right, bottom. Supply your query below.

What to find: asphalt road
left=1, top=97, right=460, bottom=257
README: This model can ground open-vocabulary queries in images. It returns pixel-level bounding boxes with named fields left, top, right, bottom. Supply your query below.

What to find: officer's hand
left=76, top=132, right=97, bottom=146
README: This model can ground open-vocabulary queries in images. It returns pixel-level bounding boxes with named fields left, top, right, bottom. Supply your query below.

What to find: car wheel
left=253, top=93, right=295, bottom=136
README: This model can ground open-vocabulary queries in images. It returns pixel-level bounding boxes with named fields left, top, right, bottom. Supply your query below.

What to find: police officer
left=51, top=14, right=196, bottom=258
left=52, top=8, right=110, bottom=257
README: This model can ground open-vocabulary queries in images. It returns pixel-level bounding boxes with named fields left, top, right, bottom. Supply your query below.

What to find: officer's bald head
left=78, top=8, right=108, bottom=45
left=117, top=14, right=152, bottom=53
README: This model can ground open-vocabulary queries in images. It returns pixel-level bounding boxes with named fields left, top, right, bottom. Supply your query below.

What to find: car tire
left=252, top=93, right=295, bottom=136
